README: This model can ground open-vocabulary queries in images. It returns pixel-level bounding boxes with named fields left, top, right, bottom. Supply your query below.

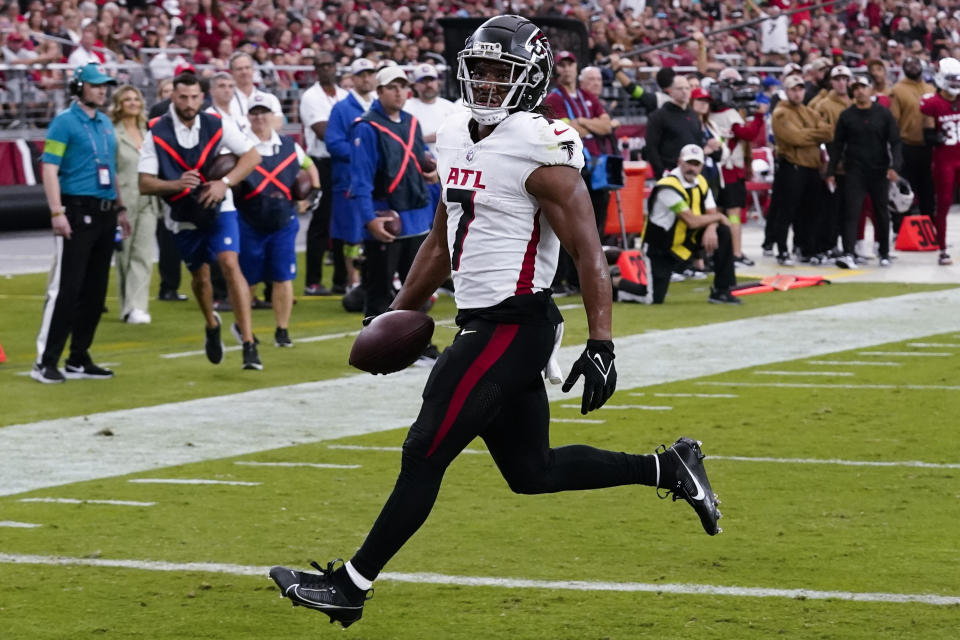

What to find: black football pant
left=349, top=320, right=658, bottom=581
left=843, top=170, right=890, bottom=258
left=773, top=160, right=821, bottom=257
left=901, top=144, right=935, bottom=225
left=362, top=233, right=427, bottom=316
left=815, top=176, right=844, bottom=255
left=36, top=200, right=116, bottom=367
left=305, top=157, right=346, bottom=288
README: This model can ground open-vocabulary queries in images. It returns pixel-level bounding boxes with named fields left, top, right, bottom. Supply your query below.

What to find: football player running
left=920, top=57, right=960, bottom=266
left=269, top=16, right=722, bottom=627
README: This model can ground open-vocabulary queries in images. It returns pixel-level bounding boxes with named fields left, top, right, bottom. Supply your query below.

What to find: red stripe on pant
left=426, top=323, right=519, bottom=458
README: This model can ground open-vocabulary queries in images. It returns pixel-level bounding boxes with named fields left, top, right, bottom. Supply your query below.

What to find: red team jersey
left=920, top=92, right=960, bottom=163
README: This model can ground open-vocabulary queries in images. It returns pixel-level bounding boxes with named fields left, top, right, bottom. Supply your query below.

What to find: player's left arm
left=529, top=164, right=615, bottom=413
left=390, top=201, right=451, bottom=312
left=528, top=165, right=611, bottom=340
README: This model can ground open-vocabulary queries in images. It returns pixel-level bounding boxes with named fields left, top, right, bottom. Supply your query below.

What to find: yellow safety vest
left=643, top=174, right=709, bottom=260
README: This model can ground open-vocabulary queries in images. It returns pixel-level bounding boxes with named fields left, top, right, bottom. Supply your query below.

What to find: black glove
left=561, top=339, right=617, bottom=415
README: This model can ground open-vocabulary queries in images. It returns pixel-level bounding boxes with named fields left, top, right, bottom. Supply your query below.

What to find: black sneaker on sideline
left=205, top=312, right=224, bottom=365
left=242, top=341, right=263, bottom=370
left=303, top=283, right=333, bottom=296
left=30, top=362, right=65, bottom=384
left=274, top=327, right=293, bottom=347
left=776, top=253, right=794, bottom=266
left=158, top=290, right=188, bottom=301
left=835, top=253, right=856, bottom=269
left=63, top=357, right=114, bottom=379
left=657, top=437, right=722, bottom=535
left=708, top=289, right=743, bottom=305
left=733, top=254, right=755, bottom=267
left=269, top=560, right=371, bottom=628
left=231, top=322, right=260, bottom=346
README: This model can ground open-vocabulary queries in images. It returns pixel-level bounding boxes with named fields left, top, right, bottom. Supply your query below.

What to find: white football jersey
left=435, top=109, right=584, bottom=310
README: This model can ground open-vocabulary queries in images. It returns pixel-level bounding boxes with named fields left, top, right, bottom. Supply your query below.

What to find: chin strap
left=470, top=107, right=509, bottom=125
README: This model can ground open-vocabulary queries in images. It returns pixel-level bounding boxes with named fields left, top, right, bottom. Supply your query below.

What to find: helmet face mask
left=458, top=15, right=553, bottom=125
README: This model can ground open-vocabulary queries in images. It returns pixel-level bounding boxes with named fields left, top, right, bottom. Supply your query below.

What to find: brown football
left=376, top=209, right=402, bottom=236
left=421, top=152, right=437, bottom=173
left=349, top=310, right=435, bottom=374
left=291, top=170, right=313, bottom=200
left=205, top=153, right=238, bottom=180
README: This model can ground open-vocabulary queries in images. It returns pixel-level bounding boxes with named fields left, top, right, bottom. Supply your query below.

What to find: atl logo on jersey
left=445, top=167, right=487, bottom=189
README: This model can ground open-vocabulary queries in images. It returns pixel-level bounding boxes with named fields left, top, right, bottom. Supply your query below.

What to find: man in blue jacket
left=325, top=58, right=378, bottom=291
left=349, top=66, right=435, bottom=317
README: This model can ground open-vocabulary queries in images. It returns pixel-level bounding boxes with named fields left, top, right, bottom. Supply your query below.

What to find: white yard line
left=857, top=351, right=952, bottom=357
left=18, top=498, right=155, bottom=507
left=2, top=288, right=960, bottom=497
left=906, top=342, right=960, bottom=348
left=698, top=381, right=960, bottom=391
left=327, top=444, right=486, bottom=455
left=127, top=479, right=260, bottom=486
left=0, top=522, right=42, bottom=528
left=551, top=418, right=605, bottom=424
left=754, top=370, right=855, bottom=377
left=806, top=360, right=902, bottom=366
left=563, top=404, right=672, bottom=411
left=634, top=392, right=739, bottom=398
left=233, top=461, right=361, bottom=469
left=709, top=455, right=960, bottom=469
left=0, top=552, right=957, bottom=606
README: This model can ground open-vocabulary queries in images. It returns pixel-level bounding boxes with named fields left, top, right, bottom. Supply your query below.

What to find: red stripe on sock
left=426, top=324, right=519, bottom=458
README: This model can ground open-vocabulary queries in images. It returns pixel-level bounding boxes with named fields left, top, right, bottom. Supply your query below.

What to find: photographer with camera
left=708, top=68, right=769, bottom=267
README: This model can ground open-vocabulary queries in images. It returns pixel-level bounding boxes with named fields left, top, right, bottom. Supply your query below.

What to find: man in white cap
left=228, top=51, right=284, bottom=139
left=642, top=143, right=740, bottom=304
left=401, top=62, right=456, bottom=222
left=326, top=57, right=379, bottom=291
left=810, top=64, right=853, bottom=263
left=401, top=63, right=457, bottom=150
left=348, top=66, right=434, bottom=317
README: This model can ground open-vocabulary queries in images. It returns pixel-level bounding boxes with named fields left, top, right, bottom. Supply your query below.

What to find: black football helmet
left=457, top=15, right=553, bottom=124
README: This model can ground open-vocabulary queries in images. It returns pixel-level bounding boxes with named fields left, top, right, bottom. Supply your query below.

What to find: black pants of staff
left=156, top=209, right=183, bottom=296
left=815, top=175, right=844, bottom=256
left=843, top=170, right=891, bottom=258
left=900, top=144, right=935, bottom=223
left=305, top=157, right=346, bottom=289
left=37, top=197, right=116, bottom=367
left=647, top=223, right=736, bottom=304
left=773, top=160, right=822, bottom=257
left=362, top=232, right=427, bottom=316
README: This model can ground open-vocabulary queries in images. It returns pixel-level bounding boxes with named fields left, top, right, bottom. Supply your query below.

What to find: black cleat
left=242, top=341, right=263, bottom=370
left=657, top=437, right=722, bottom=535
left=63, top=358, right=114, bottom=379
left=269, top=560, right=371, bottom=628
left=274, top=327, right=293, bottom=347
left=205, top=312, right=224, bottom=365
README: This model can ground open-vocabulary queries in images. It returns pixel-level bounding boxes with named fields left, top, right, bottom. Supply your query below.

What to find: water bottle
left=114, top=225, right=123, bottom=252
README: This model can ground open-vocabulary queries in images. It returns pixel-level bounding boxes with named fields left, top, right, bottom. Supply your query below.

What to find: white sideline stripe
left=630, top=392, right=738, bottom=398
left=295, top=331, right=360, bottom=344
left=160, top=345, right=242, bottom=359
left=327, top=444, right=486, bottom=455
left=1, top=553, right=958, bottom=606
left=906, top=342, right=959, bottom=348
left=5, top=289, right=960, bottom=497
left=233, top=461, right=361, bottom=469
left=18, top=498, right=156, bottom=507
left=857, top=351, right=952, bottom=357
left=0, top=522, right=42, bottom=528
left=754, top=370, right=854, bottom=377
left=562, top=404, right=672, bottom=411
left=552, top=418, right=605, bottom=424
left=698, top=381, right=960, bottom=391
left=807, top=360, right=902, bottom=367
left=127, top=478, right=261, bottom=486
left=710, top=456, right=960, bottom=470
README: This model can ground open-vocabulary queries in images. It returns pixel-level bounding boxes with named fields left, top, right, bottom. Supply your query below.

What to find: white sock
left=345, top=561, right=373, bottom=591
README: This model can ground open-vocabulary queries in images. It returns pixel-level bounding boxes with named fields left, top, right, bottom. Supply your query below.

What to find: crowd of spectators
left=3, top=1, right=960, bottom=128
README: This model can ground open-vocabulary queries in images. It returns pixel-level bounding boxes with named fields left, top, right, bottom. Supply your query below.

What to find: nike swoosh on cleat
left=675, top=453, right=706, bottom=501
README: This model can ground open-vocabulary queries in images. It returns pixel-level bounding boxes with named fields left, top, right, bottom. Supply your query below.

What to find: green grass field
left=1, top=260, right=959, bottom=639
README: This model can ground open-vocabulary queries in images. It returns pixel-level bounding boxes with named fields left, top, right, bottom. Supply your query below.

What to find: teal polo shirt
left=42, top=102, right=118, bottom=199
